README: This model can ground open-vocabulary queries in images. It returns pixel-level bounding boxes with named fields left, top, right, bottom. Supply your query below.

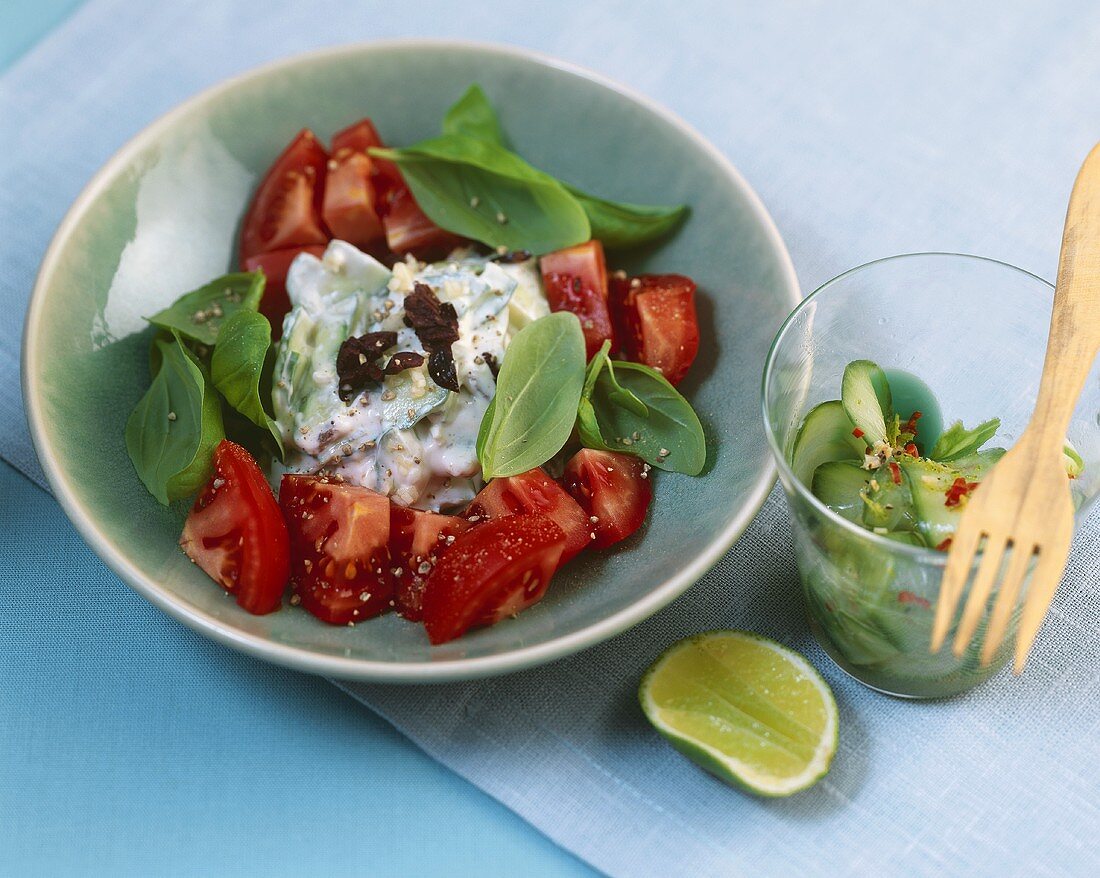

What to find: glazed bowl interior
left=24, top=41, right=797, bottom=681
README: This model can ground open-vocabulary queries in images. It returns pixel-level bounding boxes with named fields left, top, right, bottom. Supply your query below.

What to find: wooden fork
left=931, top=142, right=1100, bottom=672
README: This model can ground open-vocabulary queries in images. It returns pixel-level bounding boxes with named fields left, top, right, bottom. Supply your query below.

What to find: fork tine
left=931, top=520, right=983, bottom=652
left=1014, top=531, right=1072, bottom=673
left=953, top=535, right=1007, bottom=657
left=980, top=542, right=1035, bottom=667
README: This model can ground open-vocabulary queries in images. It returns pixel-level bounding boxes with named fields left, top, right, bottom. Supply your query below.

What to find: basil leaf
left=210, top=310, right=284, bottom=457
left=148, top=272, right=265, bottom=346
left=475, top=395, right=496, bottom=464
left=439, top=86, right=687, bottom=250
left=478, top=312, right=586, bottom=479
left=125, top=333, right=225, bottom=505
left=562, top=183, right=688, bottom=249
left=929, top=418, right=1001, bottom=461
left=583, top=342, right=648, bottom=417
left=443, top=84, right=507, bottom=147
left=371, top=137, right=590, bottom=255
left=579, top=358, right=705, bottom=475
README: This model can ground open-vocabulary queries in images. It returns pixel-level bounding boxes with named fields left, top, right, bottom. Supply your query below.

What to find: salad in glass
left=788, top=358, right=1083, bottom=696
left=123, top=86, right=709, bottom=645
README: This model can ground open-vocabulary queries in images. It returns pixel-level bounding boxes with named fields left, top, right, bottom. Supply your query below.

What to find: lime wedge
left=639, top=631, right=838, bottom=796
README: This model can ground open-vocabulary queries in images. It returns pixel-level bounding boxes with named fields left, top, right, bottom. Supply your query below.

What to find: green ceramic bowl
left=23, top=41, right=798, bottom=681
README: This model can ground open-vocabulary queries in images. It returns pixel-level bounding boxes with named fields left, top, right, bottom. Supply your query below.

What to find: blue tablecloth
left=4, top=2, right=1100, bottom=876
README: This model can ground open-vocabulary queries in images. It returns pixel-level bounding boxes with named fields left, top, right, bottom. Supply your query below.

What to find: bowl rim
left=758, top=250, right=1094, bottom=566
left=22, top=38, right=799, bottom=682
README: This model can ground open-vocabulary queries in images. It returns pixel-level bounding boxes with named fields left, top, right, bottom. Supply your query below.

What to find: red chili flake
left=888, top=461, right=902, bottom=485
left=904, top=442, right=919, bottom=457
left=903, top=411, right=922, bottom=436
left=852, top=427, right=865, bottom=439
left=944, top=477, right=980, bottom=507
left=898, top=590, right=931, bottom=609
left=935, top=538, right=953, bottom=552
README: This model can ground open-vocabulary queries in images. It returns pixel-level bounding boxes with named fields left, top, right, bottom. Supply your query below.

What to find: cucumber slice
left=882, top=368, right=943, bottom=455
left=880, top=530, right=927, bottom=548
left=790, top=400, right=866, bottom=487
left=860, top=465, right=917, bottom=533
left=1063, top=440, right=1084, bottom=478
left=811, top=461, right=870, bottom=525
left=841, top=360, right=893, bottom=447
left=952, top=447, right=1006, bottom=481
left=898, top=457, right=966, bottom=547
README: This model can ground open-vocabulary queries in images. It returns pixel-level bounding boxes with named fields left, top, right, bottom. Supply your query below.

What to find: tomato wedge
left=279, top=475, right=392, bottom=625
left=243, top=244, right=325, bottom=337
left=540, top=240, right=615, bottom=360
left=609, top=273, right=699, bottom=385
left=389, top=504, right=471, bottom=622
left=421, top=514, right=566, bottom=645
left=382, top=182, right=466, bottom=258
left=180, top=440, right=289, bottom=615
left=562, top=449, right=653, bottom=549
left=465, top=468, right=592, bottom=564
left=239, top=129, right=330, bottom=264
left=321, top=119, right=386, bottom=250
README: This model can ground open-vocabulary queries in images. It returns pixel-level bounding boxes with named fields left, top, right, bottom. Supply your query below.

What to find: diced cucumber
left=790, top=400, right=866, bottom=487
left=880, top=530, right=927, bottom=548
left=1064, top=440, right=1085, bottom=478
left=811, top=461, right=870, bottom=525
left=898, top=457, right=966, bottom=547
left=860, top=464, right=917, bottom=533
left=841, top=360, right=893, bottom=447
left=952, top=447, right=1006, bottom=481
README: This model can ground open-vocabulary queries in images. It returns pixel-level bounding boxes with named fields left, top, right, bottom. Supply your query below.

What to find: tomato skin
left=279, top=475, right=392, bottom=625
left=239, top=129, right=330, bottom=265
left=540, top=240, right=615, bottom=360
left=382, top=182, right=466, bottom=258
left=466, top=468, right=592, bottom=564
left=180, top=440, right=290, bottom=615
left=562, top=449, right=653, bottom=549
left=389, top=504, right=471, bottom=622
left=321, top=120, right=386, bottom=249
left=609, top=273, right=699, bottom=385
left=243, top=245, right=325, bottom=337
left=422, top=514, right=566, bottom=645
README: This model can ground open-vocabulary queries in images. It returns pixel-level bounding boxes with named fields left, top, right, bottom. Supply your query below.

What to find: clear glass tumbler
left=762, top=253, right=1100, bottom=698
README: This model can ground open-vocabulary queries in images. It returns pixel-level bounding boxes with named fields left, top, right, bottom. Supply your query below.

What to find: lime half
left=639, top=631, right=838, bottom=796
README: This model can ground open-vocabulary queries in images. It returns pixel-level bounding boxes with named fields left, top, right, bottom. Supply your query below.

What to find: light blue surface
left=3, top=0, right=85, bottom=64
left=4, top=2, right=1100, bottom=877
left=0, top=459, right=591, bottom=875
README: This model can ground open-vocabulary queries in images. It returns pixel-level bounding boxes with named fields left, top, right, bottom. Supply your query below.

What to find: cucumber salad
left=789, top=359, right=1083, bottom=695
left=124, top=86, right=707, bottom=643
left=792, top=359, right=1083, bottom=548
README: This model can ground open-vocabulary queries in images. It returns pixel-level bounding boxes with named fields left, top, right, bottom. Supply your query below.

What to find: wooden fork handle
left=1030, top=142, right=1100, bottom=449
